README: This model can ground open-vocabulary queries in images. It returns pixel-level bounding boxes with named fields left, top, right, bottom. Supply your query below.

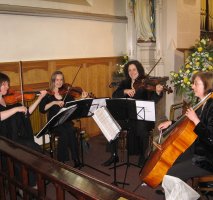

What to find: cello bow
left=139, top=92, right=213, bottom=188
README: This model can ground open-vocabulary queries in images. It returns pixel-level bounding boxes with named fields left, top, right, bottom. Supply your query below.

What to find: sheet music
left=89, top=98, right=109, bottom=114
left=36, top=105, right=77, bottom=138
left=136, top=100, right=156, bottom=121
left=92, top=107, right=121, bottom=142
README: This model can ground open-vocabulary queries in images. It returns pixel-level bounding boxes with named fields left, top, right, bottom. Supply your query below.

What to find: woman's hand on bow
left=158, top=120, right=172, bottom=130
left=81, top=91, right=88, bottom=99
left=55, top=100, right=64, bottom=107
left=124, top=89, right=135, bottom=97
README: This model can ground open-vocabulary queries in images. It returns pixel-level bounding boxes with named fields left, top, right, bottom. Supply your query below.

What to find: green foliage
left=170, top=38, right=213, bottom=104
left=113, top=55, right=129, bottom=78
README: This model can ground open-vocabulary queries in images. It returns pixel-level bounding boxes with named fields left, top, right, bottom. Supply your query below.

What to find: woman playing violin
left=0, top=72, right=47, bottom=187
left=103, top=60, right=164, bottom=167
left=0, top=72, right=47, bottom=146
left=158, top=71, right=213, bottom=183
left=39, top=70, right=87, bottom=168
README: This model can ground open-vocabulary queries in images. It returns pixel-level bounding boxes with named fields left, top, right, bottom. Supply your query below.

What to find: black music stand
left=36, top=105, right=78, bottom=157
left=106, top=98, right=150, bottom=188
left=92, top=106, right=122, bottom=186
left=66, top=98, right=110, bottom=177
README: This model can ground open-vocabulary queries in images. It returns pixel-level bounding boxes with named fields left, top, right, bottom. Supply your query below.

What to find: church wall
left=0, top=0, right=127, bottom=62
left=177, top=0, right=200, bottom=48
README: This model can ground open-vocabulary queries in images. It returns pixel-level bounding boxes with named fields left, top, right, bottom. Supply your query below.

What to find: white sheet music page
left=92, top=107, right=121, bottom=142
left=136, top=100, right=156, bottom=121
left=89, top=98, right=108, bottom=114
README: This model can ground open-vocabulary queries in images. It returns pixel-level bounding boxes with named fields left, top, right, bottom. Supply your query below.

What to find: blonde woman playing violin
left=158, top=71, right=213, bottom=182
left=39, top=71, right=87, bottom=168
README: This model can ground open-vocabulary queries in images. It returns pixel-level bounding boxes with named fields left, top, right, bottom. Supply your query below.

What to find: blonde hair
left=49, top=71, right=64, bottom=91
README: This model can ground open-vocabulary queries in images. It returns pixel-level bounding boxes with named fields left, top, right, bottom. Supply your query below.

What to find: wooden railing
left=0, top=136, right=145, bottom=200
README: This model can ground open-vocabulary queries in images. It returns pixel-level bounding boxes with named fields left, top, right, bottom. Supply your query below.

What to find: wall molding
left=0, top=4, right=127, bottom=23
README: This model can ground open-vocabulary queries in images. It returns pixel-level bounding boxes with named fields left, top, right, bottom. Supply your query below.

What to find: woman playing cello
left=39, top=70, right=88, bottom=168
left=158, top=71, right=213, bottom=182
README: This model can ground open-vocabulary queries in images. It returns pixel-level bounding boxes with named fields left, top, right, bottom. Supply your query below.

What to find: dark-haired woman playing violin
left=39, top=71, right=88, bottom=168
left=0, top=72, right=47, bottom=187
left=0, top=72, right=47, bottom=148
left=103, top=60, right=164, bottom=167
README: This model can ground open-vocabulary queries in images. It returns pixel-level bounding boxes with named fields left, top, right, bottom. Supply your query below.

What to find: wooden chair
left=192, top=175, right=213, bottom=199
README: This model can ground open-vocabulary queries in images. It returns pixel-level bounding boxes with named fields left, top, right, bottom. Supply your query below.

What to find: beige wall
left=0, top=0, right=126, bottom=16
left=0, top=0, right=127, bottom=62
left=177, top=0, right=200, bottom=48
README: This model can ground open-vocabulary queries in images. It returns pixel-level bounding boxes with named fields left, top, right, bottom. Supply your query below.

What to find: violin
left=133, top=76, right=173, bottom=94
left=4, top=89, right=40, bottom=105
left=59, top=83, right=95, bottom=99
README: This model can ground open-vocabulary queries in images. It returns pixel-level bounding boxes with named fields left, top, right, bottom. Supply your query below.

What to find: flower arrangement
left=170, top=38, right=213, bottom=104
left=113, top=55, right=129, bottom=79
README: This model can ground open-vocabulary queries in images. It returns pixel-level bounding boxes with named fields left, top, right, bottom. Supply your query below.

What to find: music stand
left=106, top=98, right=156, bottom=188
left=92, top=106, right=122, bottom=186
left=66, top=98, right=110, bottom=177
left=36, top=105, right=78, bottom=157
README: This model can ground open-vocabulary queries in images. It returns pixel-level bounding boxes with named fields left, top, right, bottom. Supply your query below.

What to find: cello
left=139, top=92, right=213, bottom=188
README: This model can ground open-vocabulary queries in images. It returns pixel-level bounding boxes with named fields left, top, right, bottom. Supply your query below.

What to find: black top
left=39, top=94, right=74, bottom=120
left=0, top=103, right=41, bottom=152
left=193, top=98, right=213, bottom=172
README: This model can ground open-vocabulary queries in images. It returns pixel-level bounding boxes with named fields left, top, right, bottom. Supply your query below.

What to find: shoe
left=155, top=189, right=165, bottom=195
left=102, top=156, right=119, bottom=167
left=16, top=188, right=23, bottom=198
left=73, top=159, right=81, bottom=168
left=138, top=155, right=145, bottom=168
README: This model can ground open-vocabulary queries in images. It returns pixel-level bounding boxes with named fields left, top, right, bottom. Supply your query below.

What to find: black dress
left=167, top=98, right=213, bottom=180
left=0, top=103, right=41, bottom=152
left=0, top=103, right=42, bottom=186
left=112, top=79, right=163, bottom=163
left=39, top=94, right=79, bottom=163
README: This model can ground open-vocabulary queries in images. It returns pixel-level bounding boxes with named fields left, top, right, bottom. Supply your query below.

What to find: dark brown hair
left=0, top=72, right=10, bottom=86
left=123, top=60, right=145, bottom=79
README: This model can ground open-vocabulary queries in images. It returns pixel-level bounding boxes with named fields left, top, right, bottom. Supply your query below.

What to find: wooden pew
left=0, top=136, right=145, bottom=200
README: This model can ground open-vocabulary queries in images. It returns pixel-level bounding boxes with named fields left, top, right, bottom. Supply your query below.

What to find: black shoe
left=138, top=155, right=145, bottom=168
left=155, top=189, right=165, bottom=195
left=102, top=156, right=119, bottom=167
left=73, top=159, right=81, bottom=168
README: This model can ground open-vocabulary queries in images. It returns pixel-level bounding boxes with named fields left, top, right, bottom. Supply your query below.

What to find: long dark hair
left=123, top=60, right=145, bottom=79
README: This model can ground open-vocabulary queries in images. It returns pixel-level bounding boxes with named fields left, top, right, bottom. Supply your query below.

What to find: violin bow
left=146, top=57, right=162, bottom=77
left=19, top=61, right=25, bottom=106
left=63, top=64, right=82, bottom=102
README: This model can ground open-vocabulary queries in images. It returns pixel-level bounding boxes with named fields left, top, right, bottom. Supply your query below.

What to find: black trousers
left=54, top=122, right=79, bottom=162
left=167, top=145, right=212, bottom=181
